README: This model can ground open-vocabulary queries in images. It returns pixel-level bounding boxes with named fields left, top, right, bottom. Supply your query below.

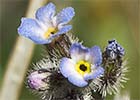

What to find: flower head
left=18, top=2, right=75, bottom=44
left=106, top=39, right=125, bottom=59
left=60, top=43, right=104, bottom=87
left=99, top=40, right=127, bottom=97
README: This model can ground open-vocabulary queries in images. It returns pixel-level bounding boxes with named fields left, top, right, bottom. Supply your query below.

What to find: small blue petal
left=32, top=36, right=54, bottom=44
left=70, top=43, right=88, bottom=54
left=70, top=43, right=89, bottom=62
left=84, top=66, right=104, bottom=80
left=18, top=18, right=41, bottom=36
left=90, top=46, right=102, bottom=65
left=68, top=73, right=88, bottom=87
left=60, top=57, right=75, bottom=78
left=56, top=7, right=75, bottom=25
left=36, top=2, right=56, bottom=23
left=18, top=18, right=49, bottom=44
left=57, top=25, right=72, bottom=35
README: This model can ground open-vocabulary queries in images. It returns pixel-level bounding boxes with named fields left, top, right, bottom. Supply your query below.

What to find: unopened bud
left=27, top=69, right=51, bottom=91
left=106, top=39, right=125, bottom=59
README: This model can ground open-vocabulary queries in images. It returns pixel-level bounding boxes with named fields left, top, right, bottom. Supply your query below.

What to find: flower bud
left=106, top=39, right=125, bottom=59
left=27, top=69, right=50, bottom=91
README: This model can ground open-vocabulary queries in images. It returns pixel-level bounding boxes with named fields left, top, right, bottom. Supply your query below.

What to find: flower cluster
left=18, top=2, right=128, bottom=100
left=98, top=39, right=128, bottom=97
left=106, top=39, right=125, bottom=59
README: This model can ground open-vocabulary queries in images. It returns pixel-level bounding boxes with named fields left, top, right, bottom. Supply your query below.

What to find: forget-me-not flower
left=18, top=2, right=75, bottom=44
left=60, top=43, right=104, bottom=87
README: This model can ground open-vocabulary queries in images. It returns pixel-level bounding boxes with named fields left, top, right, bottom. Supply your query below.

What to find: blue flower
left=18, top=2, right=75, bottom=44
left=106, top=39, right=125, bottom=59
left=60, top=43, right=104, bottom=87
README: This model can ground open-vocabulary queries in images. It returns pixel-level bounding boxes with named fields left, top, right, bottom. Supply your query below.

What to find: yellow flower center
left=76, top=60, right=91, bottom=76
left=44, top=27, right=58, bottom=38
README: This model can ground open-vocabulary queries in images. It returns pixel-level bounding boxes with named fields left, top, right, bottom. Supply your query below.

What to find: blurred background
left=0, top=0, right=139, bottom=100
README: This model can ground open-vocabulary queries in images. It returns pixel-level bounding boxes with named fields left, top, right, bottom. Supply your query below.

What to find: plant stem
left=0, top=0, right=47, bottom=100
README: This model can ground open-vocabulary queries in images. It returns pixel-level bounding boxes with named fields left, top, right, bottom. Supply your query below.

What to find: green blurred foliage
left=0, top=0, right=139, bottom=100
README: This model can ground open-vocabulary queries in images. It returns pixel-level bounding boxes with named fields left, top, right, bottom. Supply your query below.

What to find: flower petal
left=59, top=57, right=76, bottom=78
left=90, top=46, right=102, bottom=65
left=18, top=18, right=49, bottom=44
left=35, top=2, right=56, bottom=24
left=48, top=25, right=72, bottom=40
left=70, top=43, right=90, bottom=62
left=68, top=73, right=88, bottom=87
left=84, top=66, right=104, bottom=80
left=57, top=25, right=72, bottom=34
left=55, top=7, right=75, bottom=26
